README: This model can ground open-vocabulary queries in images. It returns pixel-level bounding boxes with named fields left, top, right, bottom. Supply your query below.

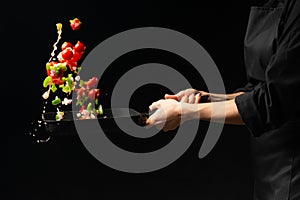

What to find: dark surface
left=3, top=0, right=261, bottom=199
left=7, top=123, right=253, bottom=200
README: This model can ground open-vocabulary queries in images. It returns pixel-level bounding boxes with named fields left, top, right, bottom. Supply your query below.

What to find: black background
left=3, top=0, right=268, bottom=199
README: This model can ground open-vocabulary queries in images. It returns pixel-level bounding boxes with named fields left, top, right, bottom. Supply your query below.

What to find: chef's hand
left=145, top=99, right=181, bottom=132
left=145, top=99, right=198, bottom=132
left=164, top=88, right=209, bottom=103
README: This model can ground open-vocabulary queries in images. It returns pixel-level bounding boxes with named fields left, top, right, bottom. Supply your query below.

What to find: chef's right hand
left=164, top=88, right=209, bottom=104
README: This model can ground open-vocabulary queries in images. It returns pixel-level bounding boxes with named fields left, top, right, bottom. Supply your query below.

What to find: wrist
left=180, top=103, right=201, bottom=121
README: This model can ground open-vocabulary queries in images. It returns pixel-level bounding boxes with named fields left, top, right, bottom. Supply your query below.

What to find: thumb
left=145, top=118, right=153, bottom=129
left=164, top=94, right=178, bottom=100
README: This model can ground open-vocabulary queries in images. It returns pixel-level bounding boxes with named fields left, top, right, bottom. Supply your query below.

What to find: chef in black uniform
left=146, top=0, right=300, bottom=199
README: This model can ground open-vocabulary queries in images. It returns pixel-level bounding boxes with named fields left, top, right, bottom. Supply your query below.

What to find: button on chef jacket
left=234, top=0, right=300, bottom=199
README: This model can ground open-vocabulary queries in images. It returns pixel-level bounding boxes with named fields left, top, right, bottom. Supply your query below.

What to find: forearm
left=200, top=91, right=245, bottom=102
left=183, top=99, right=244, bottom=125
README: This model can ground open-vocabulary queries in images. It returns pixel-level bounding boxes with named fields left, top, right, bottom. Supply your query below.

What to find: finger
left=155, top=122, right=165, bottom=131
left=147, top=108, right=166, bottom=125
left=176, top=91, right=185, bottom=100
left=186, top=88, right=197, bottom=95
left=145, top=118, right=154, bottom=129
left=188, top=93, right=195, bottom=104
left=145, top=112, right=165, bottom=129
left=164, top=94, right=178, bottom=100
left=145, top=121, right=164, bottom=131
left=180, top=95, right=188, bottom=103
left=147, top=114, right=165, bottom=130
left=145, top=117, right=152, bottom=125
left=195, top=93, right=201, bottom=103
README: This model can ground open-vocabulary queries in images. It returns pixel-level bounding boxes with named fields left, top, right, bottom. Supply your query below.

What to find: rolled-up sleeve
left=235, top=0, right=300, bottom=137
left=233, top=82, right=255, bottom=93
left=235, top=83, right=271, bottom=136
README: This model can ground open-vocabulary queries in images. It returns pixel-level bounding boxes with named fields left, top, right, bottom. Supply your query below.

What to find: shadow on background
left=2, top=0, right=265, bottom=199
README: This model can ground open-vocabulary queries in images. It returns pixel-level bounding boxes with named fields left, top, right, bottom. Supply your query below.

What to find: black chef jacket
left=234, top=0, right=300, bottom=199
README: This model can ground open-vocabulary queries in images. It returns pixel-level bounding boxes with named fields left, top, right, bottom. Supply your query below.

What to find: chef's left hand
left=164, top=88, right=209, bottom=103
